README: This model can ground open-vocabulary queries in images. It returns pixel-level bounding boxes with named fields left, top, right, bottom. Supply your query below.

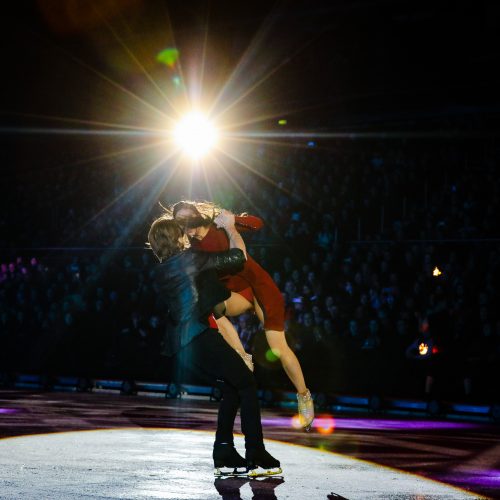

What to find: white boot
left=297, top=389, right=314, bottom=431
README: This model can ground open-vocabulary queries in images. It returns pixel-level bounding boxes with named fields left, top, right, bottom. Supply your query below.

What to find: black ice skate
left=246, top=448, right=282, bottom=477
left=213, top=443, right=248, bottom=477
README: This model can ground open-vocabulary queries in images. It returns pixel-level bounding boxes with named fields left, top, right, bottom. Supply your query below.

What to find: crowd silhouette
left=1, top=135, right=499, bottom=402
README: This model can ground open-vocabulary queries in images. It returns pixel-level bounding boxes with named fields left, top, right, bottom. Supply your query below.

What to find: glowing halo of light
left=419, top=342, right=429, bottom=356
left=315, top=414, right=336, bottom=435
left=156, top=47, right=179, bottom=68
left=173, top=112, right=218, bottom=160
left=433, top=266, right=442, bottom=277
left=265, top=348, right=281, bottom=362
left=291, top=413, right=336, bottom=433
left=291, top=414, right=302, bottom=429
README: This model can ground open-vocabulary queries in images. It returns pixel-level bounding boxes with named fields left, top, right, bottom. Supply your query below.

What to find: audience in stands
left=1, top=138, right=499, bottom=401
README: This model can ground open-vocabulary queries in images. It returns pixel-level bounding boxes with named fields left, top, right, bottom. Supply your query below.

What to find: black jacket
left=155, top=248, right=245, bottom=356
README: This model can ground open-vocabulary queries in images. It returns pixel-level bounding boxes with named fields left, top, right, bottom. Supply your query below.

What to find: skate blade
left=301, top=416, right=314, bottom=432
left=214, top=467, right=248, bottom=477
left=247, top=467, right=283, bottom=478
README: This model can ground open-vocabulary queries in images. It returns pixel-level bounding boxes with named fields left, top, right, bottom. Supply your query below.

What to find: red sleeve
left=235, top=214, right=264, bottom=232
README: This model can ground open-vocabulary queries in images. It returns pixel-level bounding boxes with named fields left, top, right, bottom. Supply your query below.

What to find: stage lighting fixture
left=173, top=112, right=218, bottom=159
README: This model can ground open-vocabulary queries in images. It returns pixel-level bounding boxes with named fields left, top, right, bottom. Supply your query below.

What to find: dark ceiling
left=1, top=0, right=499, bottom=131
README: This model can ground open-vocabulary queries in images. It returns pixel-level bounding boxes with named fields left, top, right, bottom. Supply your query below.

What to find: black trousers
left=179, top=328, right=264, bottom=450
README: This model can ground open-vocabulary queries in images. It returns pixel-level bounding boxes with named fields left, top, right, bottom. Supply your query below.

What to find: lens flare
left=265, top=348, right=281, bottom=362
left=419, top=342, right=429, bottom=356
left=172, top=75, right=182, bottom=87
left=173, top=112, right=218, bottom=160
left=291, top=414, right=302, bottom=429
left=156, top=47, right=179, bottom=68
left=316, top=415, right=335, bottom=435
left=291, top=414, right=335, bottom=433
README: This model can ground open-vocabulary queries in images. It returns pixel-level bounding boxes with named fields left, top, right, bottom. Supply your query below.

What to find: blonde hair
left=160, top=200, right=222, bottom=229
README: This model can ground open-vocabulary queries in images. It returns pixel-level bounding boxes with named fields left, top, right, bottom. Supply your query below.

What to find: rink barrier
left=1, top=372, right=498, bottom=423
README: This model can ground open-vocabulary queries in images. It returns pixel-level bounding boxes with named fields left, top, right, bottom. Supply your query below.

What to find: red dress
left=191, top=215, right=285, bottom=331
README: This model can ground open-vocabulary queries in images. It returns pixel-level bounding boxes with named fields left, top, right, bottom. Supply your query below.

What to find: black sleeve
left=194, top=248, right=245, bottom=275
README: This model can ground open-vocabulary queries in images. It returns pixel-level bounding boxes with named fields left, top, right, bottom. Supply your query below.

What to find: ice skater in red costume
left=168, top=200, right=314, bottom=430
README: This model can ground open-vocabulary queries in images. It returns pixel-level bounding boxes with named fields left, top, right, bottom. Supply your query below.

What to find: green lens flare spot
left=265, top=348, right=281, bottom=362
left=156, top=48, right=179, bottom=68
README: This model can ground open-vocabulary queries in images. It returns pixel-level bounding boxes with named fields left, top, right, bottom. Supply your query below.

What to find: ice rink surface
left=0, top=428, right=486, bottom=499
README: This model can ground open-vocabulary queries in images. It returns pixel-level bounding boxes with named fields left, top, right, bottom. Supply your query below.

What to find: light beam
left=173, top=112, right=218, bottom=160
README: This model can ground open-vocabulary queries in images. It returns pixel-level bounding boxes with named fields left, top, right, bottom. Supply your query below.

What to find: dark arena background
left=1, top=1, right=500, bottom=499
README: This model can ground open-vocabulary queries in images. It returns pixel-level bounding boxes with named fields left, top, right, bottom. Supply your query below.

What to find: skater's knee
left=265, top=330, right=290, bottom=352
left=266, top=330, right=288, bottom=350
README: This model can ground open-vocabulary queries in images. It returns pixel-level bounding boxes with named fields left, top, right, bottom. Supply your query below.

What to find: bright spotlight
left=173, top=112, right=217, bottom=159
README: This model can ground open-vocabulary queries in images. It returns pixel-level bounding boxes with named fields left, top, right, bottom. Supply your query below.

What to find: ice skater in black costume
left=147, top=210, right=281, bottom=477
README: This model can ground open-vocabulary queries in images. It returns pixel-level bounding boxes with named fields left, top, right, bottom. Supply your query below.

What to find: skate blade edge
left=214, top=467, right=248, bottom=477
left=298, top=417, right=314, bottom=432
left=247, top=466, right=283, bottom=478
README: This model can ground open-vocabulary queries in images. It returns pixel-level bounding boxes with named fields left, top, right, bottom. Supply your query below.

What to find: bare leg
left=253, top=300, right=307, bottom=394
left=264, top=330, right=307, bottom=394
left=224, top=292, right=313, bottom=429
left=216, top=312, right=254, bottom=372
left=224, top=292, right=253, bottom=316
left=216, top=316, right=246, bottom=353
left=253, top=300, right=314, bottom=429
